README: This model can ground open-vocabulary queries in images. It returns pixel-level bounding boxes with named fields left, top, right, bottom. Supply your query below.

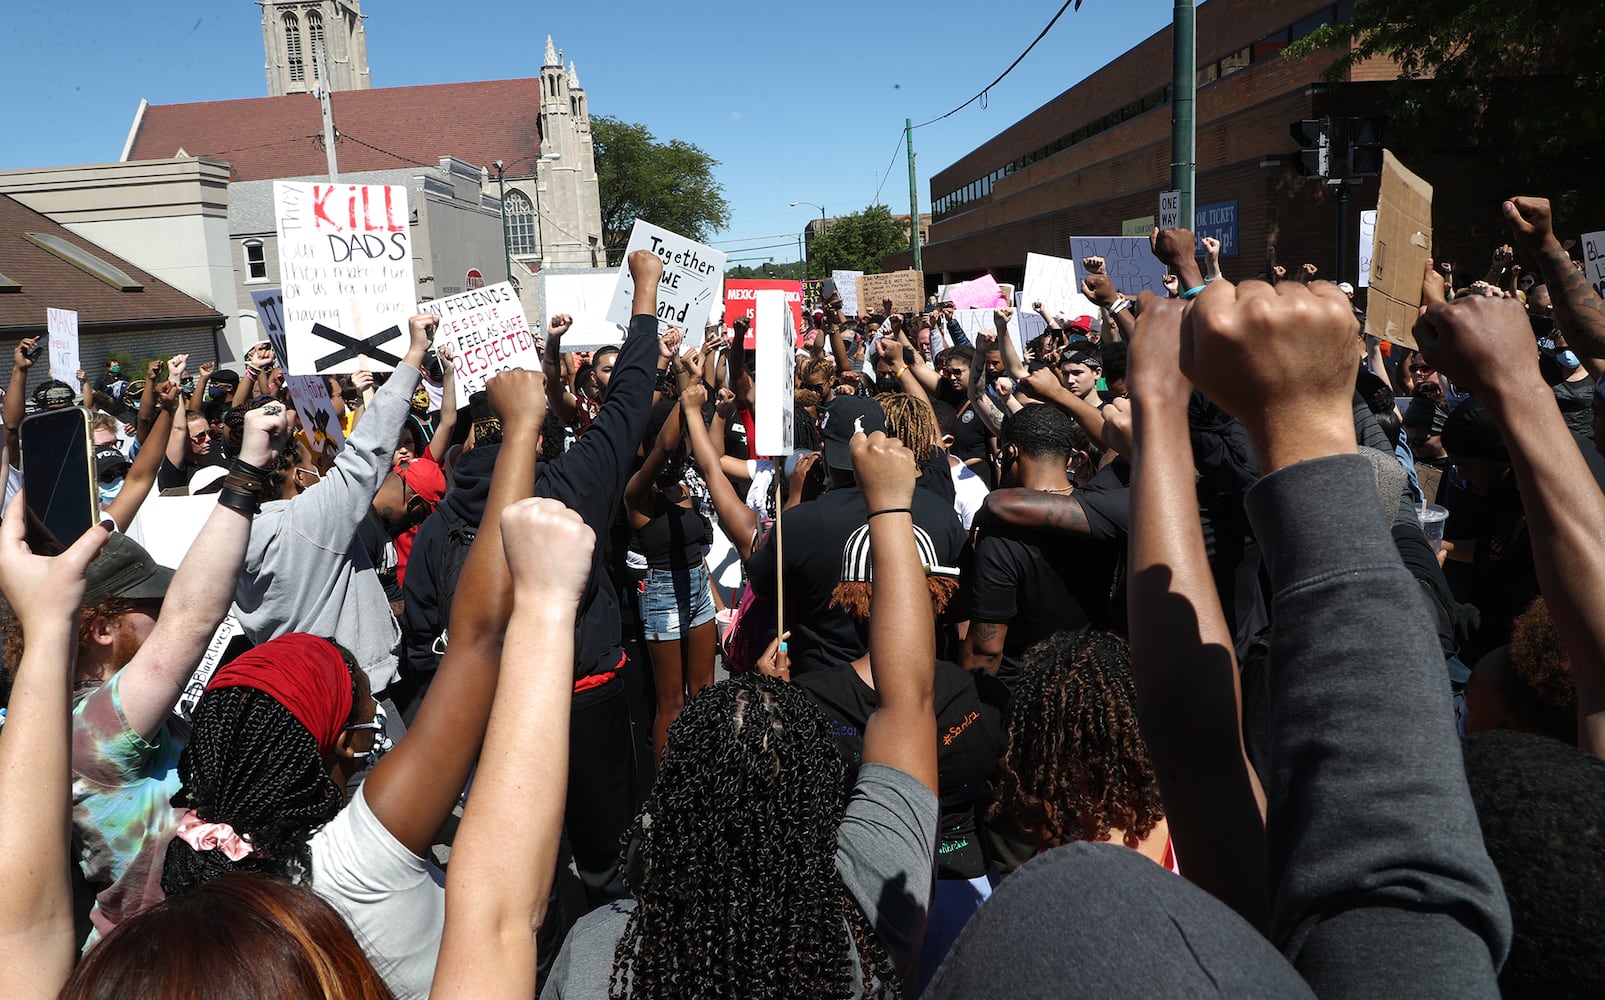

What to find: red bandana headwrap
left=206, top=634, right=355, bottom=757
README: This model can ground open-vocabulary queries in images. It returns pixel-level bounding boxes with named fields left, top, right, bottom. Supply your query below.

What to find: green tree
left=807, top=205, right=912, bottom=278
left=725, top=261, right=804, bottom=280
left=593, top=116, right=730, bottom=265
left=1290, top=2, right=1605, bottom=214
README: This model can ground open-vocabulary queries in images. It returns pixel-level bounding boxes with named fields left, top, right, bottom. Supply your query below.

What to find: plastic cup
left=1417, top=503, right=1449, bottom=552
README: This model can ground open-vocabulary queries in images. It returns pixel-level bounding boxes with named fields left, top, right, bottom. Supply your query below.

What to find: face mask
left=99, top=478, right=124, bottom=505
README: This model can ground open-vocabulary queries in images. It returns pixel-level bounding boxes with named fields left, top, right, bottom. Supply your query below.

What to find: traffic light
left=1347, top=116, right=1385, bottom=176
left=1290, top=119, right=1330, bottom=178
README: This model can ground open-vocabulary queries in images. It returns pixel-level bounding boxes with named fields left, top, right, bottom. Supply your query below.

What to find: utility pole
left=316, top=35, right=338, bottom=182
left=1171, top=0, right=1196, bottom=227
left=906, top=118, right=922, bottom=271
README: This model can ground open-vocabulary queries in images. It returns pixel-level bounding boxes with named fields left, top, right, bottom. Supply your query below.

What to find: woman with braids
left=543, top=430, right=942, bottom=999
left=990, top=629, right=1174, bottom=870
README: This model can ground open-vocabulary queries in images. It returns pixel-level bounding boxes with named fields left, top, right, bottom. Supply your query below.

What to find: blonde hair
left=875, top=392, right=937, bottom=463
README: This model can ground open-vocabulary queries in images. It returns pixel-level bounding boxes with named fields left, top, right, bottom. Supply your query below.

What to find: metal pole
left=907, top=118, right=922, bottom=271
left=316, top=35, right=338, bottom=183
left=1336, top=184, right=1350, bottom=285
left=1171, top=0, right=1196, bottom=227
left=819, top=206, right=827, bottom=275
left=495, top=162, right=511, bottom=285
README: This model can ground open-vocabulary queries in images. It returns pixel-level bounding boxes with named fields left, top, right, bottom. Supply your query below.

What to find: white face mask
left=99, top=478, right=125, bottom=505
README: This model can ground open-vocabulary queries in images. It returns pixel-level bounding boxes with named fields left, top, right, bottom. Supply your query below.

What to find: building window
left=307, top=10, right=325, bottom=81
left=285, top=13, right=304, bottom=82
left=243, top=239, right=267, bottom=282
left=504, top=190, right=537, bottom=256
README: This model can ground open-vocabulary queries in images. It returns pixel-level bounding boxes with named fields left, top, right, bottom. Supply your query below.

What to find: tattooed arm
left=974, top=489, right=1094, bottom=537
left=1505, top=197, right=1605, bottom=357
left=961, top=620, right=1008, bottom=674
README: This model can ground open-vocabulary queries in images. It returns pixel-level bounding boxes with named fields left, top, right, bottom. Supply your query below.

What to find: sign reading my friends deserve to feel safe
left=605, top=220, right=726, bottom=335
left=418, top=282, right=536, bottom=409
left=274, top=182, right=417, bottom=375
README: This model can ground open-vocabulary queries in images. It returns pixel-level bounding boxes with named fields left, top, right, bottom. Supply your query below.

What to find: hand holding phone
left=19, top=407, right=96, bottom=556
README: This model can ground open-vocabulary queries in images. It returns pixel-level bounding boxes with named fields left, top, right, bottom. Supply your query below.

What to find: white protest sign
left=47, top=308, right=80, bottom=387
left=605, top=220, right=725, bottom=336
left=418, top=283, right=536, bottom=409
left=1023, top=253, right=1100, bottom=322
left=952, top=308, right=1025, bottom=355
left=540, top=269, right=625, bottom=353
left=1583, top=231, right=1605, bottom=301
left=753, top=289, right=795, bottom=458
left=1159, top=190, right=1181, bottom=231
left=177, top=615, right=244, bottom=722
left=274, top=181, right=416, bottom=374
left=1069, top=236, right=1170, bottom=296
left=251, top=288, right=346, bottom=461
left=1358, top=210, right=1378, bottom=288
left=832, top=270, right=864, bottom=316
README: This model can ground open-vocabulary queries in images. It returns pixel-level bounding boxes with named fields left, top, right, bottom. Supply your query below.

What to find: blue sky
left=1, top=0, right=1182, bottom=266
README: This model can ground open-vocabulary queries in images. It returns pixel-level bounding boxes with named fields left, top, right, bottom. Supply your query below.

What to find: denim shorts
left=639, top=563, right=717, bottom=641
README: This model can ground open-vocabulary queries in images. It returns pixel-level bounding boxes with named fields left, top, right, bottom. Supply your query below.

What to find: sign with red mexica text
left=418, top=282, right=537, bottom=409
left=274, top=181, right=417, bottom=374
left=724, top=280, right=803, bottom=349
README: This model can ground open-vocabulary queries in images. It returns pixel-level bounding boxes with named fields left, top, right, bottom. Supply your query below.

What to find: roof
left=126, top=79, right=544, bottom=182
left=0, top=194, right=223, bottom=333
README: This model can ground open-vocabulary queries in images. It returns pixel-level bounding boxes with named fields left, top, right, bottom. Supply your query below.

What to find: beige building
left=261, top=0, right=372, bottom=98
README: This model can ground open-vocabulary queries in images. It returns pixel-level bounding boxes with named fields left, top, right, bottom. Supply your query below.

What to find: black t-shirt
left=949, top=403, right=994, bottom=487
left=632, top=493, right=711, bottom=571
left=746, top=484, right=965, bottom=676
left=795, top=660, right=1001, bottom=879
left=1551, top=374, right=1596, bottom=439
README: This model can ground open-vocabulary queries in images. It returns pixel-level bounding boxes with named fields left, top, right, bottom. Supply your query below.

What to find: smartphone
left=25, top=340, right=45, bottom=362
left=19, top=406, right=96, bottom=556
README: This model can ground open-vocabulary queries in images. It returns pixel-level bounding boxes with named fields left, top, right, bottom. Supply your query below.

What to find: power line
left=708, top=232, right=799, bottom=246
left=910, top=0, right=1083, bottom=131
left=870, top=130, right=909, bottom=208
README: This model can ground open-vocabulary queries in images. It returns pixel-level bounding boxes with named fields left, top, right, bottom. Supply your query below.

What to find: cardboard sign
left=855, top=270, right=925, bottom=314
left=46, top=307, right=80, bottom=387
left=752, top=289, right=795, bottom=458
left=1159, top=190, right=1181, bottom=231
left=274, top=182, right=416, bottom=374
left=251, top=289, right=346, bottom=460
left=1358, top=210, right=1378, bottom=288
left=831, top=269, right=864, bottom=315
left=1363, top=151, right=1433, bottom=349
left=1023, top=253, right=1100, bottom=322
left=540, top=269, right=625, bottom=353
left=948, top=273, right=1007, bottom=310
left=418, top=283, right=536, bottom=409
left=605, top=220, right=725, bottom=335
left=725, top=280, right=803, bottom=349
left=1069, top=237, right=1169, bottom=296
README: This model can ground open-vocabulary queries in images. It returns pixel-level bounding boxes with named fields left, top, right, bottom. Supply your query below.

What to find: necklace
left=1042, top=484, right=1074, bottom=494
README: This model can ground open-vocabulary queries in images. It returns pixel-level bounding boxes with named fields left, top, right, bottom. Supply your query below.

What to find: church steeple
left=262, top=1, right=373, bottom=98
left=544, top=35, right=559, bottom=69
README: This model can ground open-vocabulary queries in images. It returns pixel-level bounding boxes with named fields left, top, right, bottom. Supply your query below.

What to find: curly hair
left=1, top=597, right=130, bottom=683
left=876, top=392, right=938, bottom=464
left=990, top=631, right=1164, bottom=852
left=161, top=665, right=359, bottom=896
left=1509, top=596, right=1575, bottom=717
left=611, top=676, right=901, bottom=999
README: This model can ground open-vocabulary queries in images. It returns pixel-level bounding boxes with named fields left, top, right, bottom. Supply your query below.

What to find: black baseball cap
left=83, top=534, right=173, bottom=607
left=95, top=445, right=130, bottom=479
left=820, top=395, right=887, bottom=472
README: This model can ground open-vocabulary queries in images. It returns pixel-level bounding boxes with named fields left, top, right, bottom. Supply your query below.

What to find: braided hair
left=610, top=676, right=902, bottom=999
left=161, top=646, right=362, bottom=895
left=990, top=630, right=1164, bottom=851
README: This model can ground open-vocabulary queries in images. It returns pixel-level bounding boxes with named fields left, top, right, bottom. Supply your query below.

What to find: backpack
left=431, top=502, right=479, bottom=657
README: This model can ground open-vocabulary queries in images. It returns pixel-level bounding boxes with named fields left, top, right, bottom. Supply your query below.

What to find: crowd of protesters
left=0, top=193, right=1603, bottom=999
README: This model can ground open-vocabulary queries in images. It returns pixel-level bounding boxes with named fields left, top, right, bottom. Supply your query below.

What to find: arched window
left=285, top=13, right=304, bottom=83
left=307, top=10, right=325, bottom=81
left=243, top=238, right=267, bottom=281
left=504, top=189, right=537, bottom=256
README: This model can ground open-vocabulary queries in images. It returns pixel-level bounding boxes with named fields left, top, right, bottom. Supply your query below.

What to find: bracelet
left=894, top=366, right=907, bottom=380
left=866, top=507, right=912, bottom=520
left=221, top=457, right=274, bottom=498
left=1107, top=298, right=1132, bottom=315
left=1179, top=284, right=1207, bottom=300
left=215, top=486, right=261, bottom=516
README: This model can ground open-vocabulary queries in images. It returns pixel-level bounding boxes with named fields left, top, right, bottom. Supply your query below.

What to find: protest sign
left=1159, top=190, right=1181, bottom=231
left=251, top=288, right=346, bottom=463
left=1121, top=216, right=1155, bottom=237
left=1194, top=200, right=1239, bottom=257
left=540, top=269, right=624, bottom=353
left=176, top=616, right=245, bottom=722
left=1358, top=210, right=1378, bottom=288
left=46, top=308, right=79, bottom=386
left=605, top=220, right=725, bottom=335
left=1069, top=237, right=1169, bottom=296
left=948, top=273, right=1007, bottom=310
left=752, top=289, right=795, bottom=458
left=802, top=279, right=824, bottom=312
left=418, top=282, right=536, bottom=409
left=274, top=181, right=416, bottom=374
left=725, top=280, right=804, bottom=349
left=831, top=270, right=864, bottom=315
left=1363, top=151, right=1432, bottom=349
left=1023, top=253, right=1099, bottom=321
left=952, top=308, right=1024, bottom=355
left=1583, top=230, right=1605, bottom=301
left=856, top=270, right=925, bottom=313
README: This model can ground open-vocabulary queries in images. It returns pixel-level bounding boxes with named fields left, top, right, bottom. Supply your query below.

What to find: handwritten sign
left=725, top=280, right=803, bottom=349
left=1022, top=253, right=1099, bottom=323
left=251, top=288, right=345, bottom=462
left=605, top=220, right=725, bottom=336
left=855, top=270, right=925, bottom=314
left=274, top=182, right=416, bottom=374
left=1358, top=210, right=1378, bottom=288
left=540, top=269, right=624, bottom=353
left=46, top=308, right=79, bottom=386
left=753, top=289, right=795, bottom=458
left=831, top=270, right=864, bottom=315
left=1069, top=237, right=1169, bottom=296
left=948, top=273, right=1007, bottom=310
left=418, top=283, right=536, bottom=409
left=951, top=308, right=1024, bottom=355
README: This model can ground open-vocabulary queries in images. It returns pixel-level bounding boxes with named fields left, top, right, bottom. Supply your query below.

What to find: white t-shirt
left=948, top=455, right=990, bottom=531
left=310, top=785, right=446, bottom=1000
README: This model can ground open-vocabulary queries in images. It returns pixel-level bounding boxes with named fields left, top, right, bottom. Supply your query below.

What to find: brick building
left=890, top=0, right=1526, bottom=293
